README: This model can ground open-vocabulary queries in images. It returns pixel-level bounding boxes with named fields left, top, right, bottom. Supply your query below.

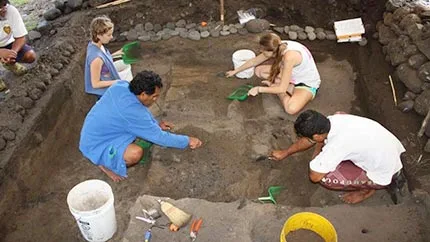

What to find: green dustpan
left=113, top=41, right=142, bottom=64
left=227, top=84, right=253, bottom=101
left=258, top=186, right=285, bottom=204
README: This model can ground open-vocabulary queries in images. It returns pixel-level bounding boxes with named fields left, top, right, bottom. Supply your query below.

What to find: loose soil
left=0, top=0, right=429, bottom=241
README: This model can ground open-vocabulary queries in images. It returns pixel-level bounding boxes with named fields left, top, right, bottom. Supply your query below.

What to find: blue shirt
left=79, top=81, right=189, bottom=177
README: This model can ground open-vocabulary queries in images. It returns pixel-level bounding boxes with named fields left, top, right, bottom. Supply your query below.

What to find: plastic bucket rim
left=67, top=179, right=114, bottom=215
left=280, top=212, right=337, bottom=242
left=232, top=49, right=256, bottom=60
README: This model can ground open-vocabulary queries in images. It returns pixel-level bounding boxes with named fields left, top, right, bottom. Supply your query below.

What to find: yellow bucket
left=280, top=212, right=337, bottom=242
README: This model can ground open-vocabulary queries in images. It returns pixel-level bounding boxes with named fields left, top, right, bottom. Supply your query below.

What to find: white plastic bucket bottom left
left=67, top=179, right=117, bottom=242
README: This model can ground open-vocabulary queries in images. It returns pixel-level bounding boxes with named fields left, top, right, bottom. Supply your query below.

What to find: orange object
left=201, top=21, right=208, bottom=27
left=190, top=218, right=203, bottom=241
left=169, top=223, right=179, bottom=232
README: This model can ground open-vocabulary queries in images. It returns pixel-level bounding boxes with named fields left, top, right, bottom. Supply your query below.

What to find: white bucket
left=232, top=49, right=256, bottom=79
left=114, top=60, right=133, bottom=82
left=67, top=179, right=117, bottom=242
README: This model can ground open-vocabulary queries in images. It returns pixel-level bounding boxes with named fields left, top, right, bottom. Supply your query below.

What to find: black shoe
left=387, top=170, right=408, bottom=204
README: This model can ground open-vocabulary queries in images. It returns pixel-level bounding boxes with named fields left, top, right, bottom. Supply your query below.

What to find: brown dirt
left=0, top=0, right=429, bottom=241
left=286, top=229, right=324, bottom=242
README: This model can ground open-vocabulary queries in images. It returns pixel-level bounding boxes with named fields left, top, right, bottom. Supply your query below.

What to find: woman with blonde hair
left=84, top=16, right=122, bottom=97
left=226, top=33, right=321, bottom=115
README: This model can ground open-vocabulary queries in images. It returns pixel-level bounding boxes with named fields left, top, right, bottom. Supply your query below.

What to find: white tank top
left=281, top=40, right=321, bottom=88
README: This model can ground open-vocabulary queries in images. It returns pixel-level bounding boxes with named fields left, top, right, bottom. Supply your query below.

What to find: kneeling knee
left=129, top=148, right=144, bottom=163
left=23, top=50, right=36, bottom=63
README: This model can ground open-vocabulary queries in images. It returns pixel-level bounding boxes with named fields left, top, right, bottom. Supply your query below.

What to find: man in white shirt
left=0, top=0, right=36, bottom=95
left=270, top=110, right=407, bottom=204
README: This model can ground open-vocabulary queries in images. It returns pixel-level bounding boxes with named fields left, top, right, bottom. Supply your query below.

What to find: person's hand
left=269, top=150, right=287, bottom=161
left=261, top=80, right=272, bottom=86
left=248, top=86, right=260, bottom=96
left=159, top=121, right=174, bottom=131
left=188, top=137, right=202, bottom=149
left=225, top=70, right=236, bottom=78
left=0, top=49, right=16, bottom=60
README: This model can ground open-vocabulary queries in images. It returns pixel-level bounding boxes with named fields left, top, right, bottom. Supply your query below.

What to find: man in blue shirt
left=79, top=70, right=202, bottom=182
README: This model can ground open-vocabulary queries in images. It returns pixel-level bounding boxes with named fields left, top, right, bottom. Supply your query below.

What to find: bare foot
left=99, top=165, right=125, bottom=182
left=340, top=189, right=375, bottom=204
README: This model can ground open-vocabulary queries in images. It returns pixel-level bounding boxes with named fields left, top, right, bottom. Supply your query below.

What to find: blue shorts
left=3, top=42, right=33, bottom=62
left=295, top=83, right=318, bottom=99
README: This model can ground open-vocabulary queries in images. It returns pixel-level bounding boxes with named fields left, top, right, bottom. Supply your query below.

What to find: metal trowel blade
left=255, top=155, right=269, bottom=162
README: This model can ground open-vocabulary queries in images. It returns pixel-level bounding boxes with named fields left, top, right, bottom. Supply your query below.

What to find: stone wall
left=376, top=2, right=430, bottom=151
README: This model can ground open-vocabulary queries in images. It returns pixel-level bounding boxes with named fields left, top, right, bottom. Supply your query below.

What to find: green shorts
left=294, top=83, right=318, bottom=99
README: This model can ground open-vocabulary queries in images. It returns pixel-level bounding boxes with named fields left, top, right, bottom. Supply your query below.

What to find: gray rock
left=34, top=81, right=47, bottom=91
left=290, top=25, right=301, bottom=31
left=408, top=53, right=428, bottom=69
left=396, top=63, right=423, bottom=93
left=179, top=31, right=188, bottom=38
left=188, top=30, right=200, bottom=40
left=358, top=37, right=368, bottom=46
left=298, top=32, right=307, bottom=40
left=14, top=96, right=34, bottom=109
left=144, top=22, right=154, bottom=31
left=135, top=23, right=144, bottom=32
left=66, top=0, right=82, bottom=9
left=273, top=27, right=284, bottom=34
left=378, top=24, right=397, bottom=45
left=229, top=27, right=238, bottom=34
left=36, top=20, right=51, bottom=33
left=200, top=30, right=210, bottom=38
left=29, top=88, right=43, bottom=100
left=166, top=22, right=176, bottom=30
left=385, top=1, right=398, bottom=12
left=288, top=31, right=298, bottom=40
left=307, top=32, right=316, bottom=41
left=422, top=82, right=430, bottom=91
left=384, top=12, right=394, bottom=26
left=399, top=13, right=421, bottom=30
left=53, top=63, right=63, bottom=70
left=2, top=129, right=15, bottom=141
left=416, top=38, right=430, bottom=60
left=154, top=24, right=162, bottom=32
left=393, top=7, right=411, bottom=22
left=304, top=26, right=315, bottom=33
left=414, top=89, right=430, bottom=115
left=315, top=27, right=324, bottom=33
left=186, top=23, right=196, bottom=29
left=418, top=62, right=430, bottom=82
left=197, top=26, right=208, bottom=32
left=404, top=44, right=418, bottom=57
left=283, top=26, right=290, bottom=33
left=234, top=23, right=244, bottom=29
left=316, top=32, right=326, bottom=40
left=372, top=32, right=379, bottom=39
left=403, top=91, right=417, bottom=100
left=170, top=30, right=179, bottom=36
left=238, top=28, right=248, bottom=35
left=387, top=36, right=409, bottom=66
left=326, top=33, right=337, bottom=40
left=176, top=19, right=186, bottom=28
left=210, top=29, right=220, bottom=37
left=136, top=12, right=144, bottom=18
left=150, top=35, right=161, bottom=42
left=126, top=29, right=138, bottom=41
left=398, top=100, right=415, bottom=112
left=406, top=23, right=423, bottom=41
left=54, top=0, right=66, bottom=12
left=161, top=33, right=171, bottom=40
left=43, top=8, right=62, bottom=21
left=220, top=30, right=230, bottom=36
left=138, top=33, right=151, bottom=41
left=245, top=19, right=270, bottom=33
left=222, top=25, right=230, bottom=31
left=424, top=139, right=430, bottom=153
left=28, top=30, right=41, bottom=41
left=0, top=137, right=5, bottom=151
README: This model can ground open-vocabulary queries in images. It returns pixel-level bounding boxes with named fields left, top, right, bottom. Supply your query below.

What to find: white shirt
left=281, top=40, right=321, bottom=89
left=309, top=114, right=405, bottom=186
left=0, top=5, right=28, bottom=47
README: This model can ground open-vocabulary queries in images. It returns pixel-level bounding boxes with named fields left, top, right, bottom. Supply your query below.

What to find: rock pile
left=376, top=2, right=430, bottom=151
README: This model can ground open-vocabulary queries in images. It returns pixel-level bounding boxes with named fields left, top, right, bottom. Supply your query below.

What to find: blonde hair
left=259, top=33, right=287, bottom=83
left=90, top=16, right=114, bottom=42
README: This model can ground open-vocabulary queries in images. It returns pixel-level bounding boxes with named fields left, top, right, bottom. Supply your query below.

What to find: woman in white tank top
left=226, top=33, right=321, bottom=115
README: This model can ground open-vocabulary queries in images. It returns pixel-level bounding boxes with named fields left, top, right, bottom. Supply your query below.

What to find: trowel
left=255, top=155, right=273, bottom=162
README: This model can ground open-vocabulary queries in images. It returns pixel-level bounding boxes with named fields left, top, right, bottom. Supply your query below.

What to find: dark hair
left=294, top=110, right=330, bottom=138
left=129, top=70, right=163, bottom=95
left=0, top=0, right=9, bottom=5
